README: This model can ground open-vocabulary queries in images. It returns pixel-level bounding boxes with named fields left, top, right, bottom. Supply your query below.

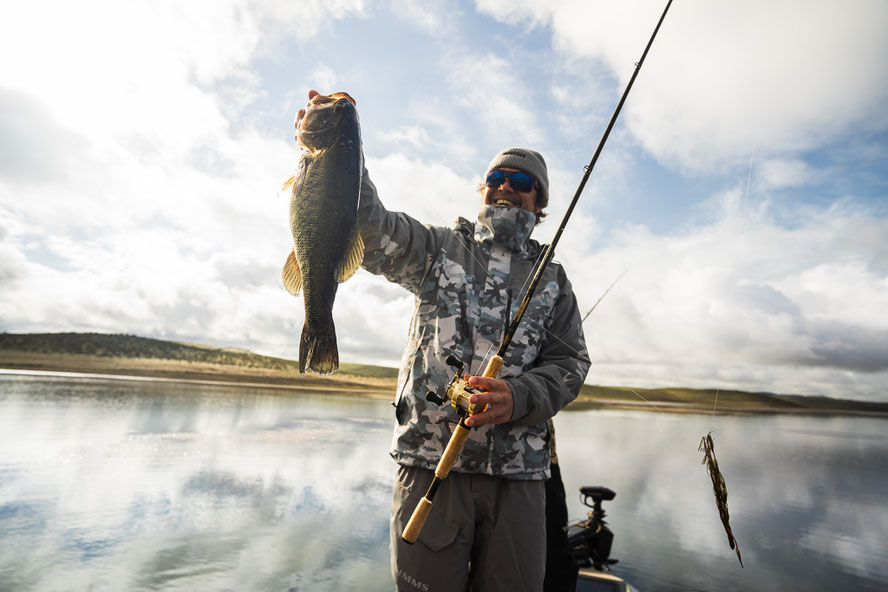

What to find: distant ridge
left=1, top=332, right=885, bottom=415
left=576, top=382, right=888, bottom=415
left=0, top=332, right=398, bottom=380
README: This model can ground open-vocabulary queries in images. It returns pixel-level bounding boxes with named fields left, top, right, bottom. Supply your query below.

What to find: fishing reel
left=565, top=486, right=618, bottom=571
left=425, top=355, right=488, bottom=418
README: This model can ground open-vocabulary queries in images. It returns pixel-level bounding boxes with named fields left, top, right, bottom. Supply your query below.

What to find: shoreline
left=2, top=355, right=887, bottom=418
left=0, top=368, right=394, bottom=400
left=0, top=353, right=396, bottom=400
left=564, top=396, right=888, bottom=417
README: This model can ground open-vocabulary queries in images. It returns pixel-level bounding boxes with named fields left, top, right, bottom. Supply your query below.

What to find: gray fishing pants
left=390, top=464, right=546, bottom=592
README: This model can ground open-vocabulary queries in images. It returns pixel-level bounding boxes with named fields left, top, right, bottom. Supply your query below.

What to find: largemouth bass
left=282, top=92, right=363, bottom=375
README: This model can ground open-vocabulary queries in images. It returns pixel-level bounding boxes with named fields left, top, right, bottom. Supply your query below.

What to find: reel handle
left=426, top=390, right=446, bottom=405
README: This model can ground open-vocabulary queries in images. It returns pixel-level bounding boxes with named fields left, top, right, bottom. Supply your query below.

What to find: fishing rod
left=401, top=0, right=675, bottom=544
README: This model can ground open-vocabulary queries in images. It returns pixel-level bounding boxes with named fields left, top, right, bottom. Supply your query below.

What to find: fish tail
left=299, top=323, right=339, bottom=376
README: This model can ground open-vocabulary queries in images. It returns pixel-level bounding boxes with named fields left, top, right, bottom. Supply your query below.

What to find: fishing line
left=515, top=314, right=591, bottom=364
left=518, top=312, right=669, bottom=417
left=581, top=270, right=628, bottom=323
left=516, top=246, right=549, bottom=305
left=744, top=146, right=755, bottom=211
left=418, top=193, right=491, bottom=275
left=512, top=308, right=667, bottom=416
left=473, top=343, right=496, bottom=377
left=627, top=387, right=667, bottom=414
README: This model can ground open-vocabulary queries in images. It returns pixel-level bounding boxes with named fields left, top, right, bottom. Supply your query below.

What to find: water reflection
left=1, top=374, right=887, bottom=591
left=555, top=409, right=888, bottom=591
left=0, top=374, right=395, bottom=591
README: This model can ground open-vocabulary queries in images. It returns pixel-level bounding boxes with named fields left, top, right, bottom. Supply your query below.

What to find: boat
left=566, top=486, right=637, bottom=592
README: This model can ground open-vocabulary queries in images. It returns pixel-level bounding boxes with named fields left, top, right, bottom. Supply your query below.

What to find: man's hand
left=294, top=89, right=320, bottom=141
left=463, top=375, right=514, bottom=427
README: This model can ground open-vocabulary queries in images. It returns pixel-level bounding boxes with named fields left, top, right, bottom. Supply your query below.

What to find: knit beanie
left=486, top=148, right=549, bottom=214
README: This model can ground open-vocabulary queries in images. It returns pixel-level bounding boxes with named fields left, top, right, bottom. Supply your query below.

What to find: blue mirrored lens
left=507, top=172, right=534, bottom=192
left=486, top=170, right=507, bottom=188
left=485, top=170, right=534, bottom=193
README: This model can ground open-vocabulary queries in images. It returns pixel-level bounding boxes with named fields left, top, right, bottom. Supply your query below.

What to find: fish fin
left=282, top=250, right=303, bottom=295
left=334, top=225, right=364, bottom=283
left=280, top=175, right=295, bottom=193
left=299, top=323, right=339, bottom=376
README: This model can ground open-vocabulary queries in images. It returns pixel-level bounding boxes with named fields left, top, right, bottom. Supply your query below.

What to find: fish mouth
left=301, top=95, right=356, bottom=133
left=306, top=93, right=356, bottom=114
left=309, top=92, right=356, bottom=107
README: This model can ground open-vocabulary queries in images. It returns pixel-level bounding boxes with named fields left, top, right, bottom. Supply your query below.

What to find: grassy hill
left=1, top=332, right=885, bottom=415
left=574, top=384, right=888, bottom=415
left=0, top=332, right=398, bottom=394
left=0, top=332, right=396, bottom=377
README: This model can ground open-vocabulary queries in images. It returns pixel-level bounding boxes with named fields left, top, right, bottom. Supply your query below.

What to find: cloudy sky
left=1, top=0, right=886, bottom=401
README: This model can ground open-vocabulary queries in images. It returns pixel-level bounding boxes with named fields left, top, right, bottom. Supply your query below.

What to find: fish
left=282, top=91, right=364, bottom=375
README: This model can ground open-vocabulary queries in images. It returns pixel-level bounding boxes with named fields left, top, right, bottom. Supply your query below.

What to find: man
left=295, top=91, right=589, bottom=592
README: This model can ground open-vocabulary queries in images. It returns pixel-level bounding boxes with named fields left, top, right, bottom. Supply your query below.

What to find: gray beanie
left=486, top=147, right=549, bottom=196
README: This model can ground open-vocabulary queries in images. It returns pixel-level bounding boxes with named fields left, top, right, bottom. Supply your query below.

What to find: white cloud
left=365, top=152, right=480, bottom=227
left=377, top=125, right=432, bottom=151
left=389, top=0, right=459, bottom=35
left=567, top=192, right=888, bottom=399
left=1, top=0, right=885, bottom=404
left=0, top=0, right=362, bottom=351
left=444, top=52, right=545, bottom=149
left=0, top=0, right=366, bottom=158
left=476, top=0, right=888, bottom=172
left=755, top=158, right=818, bottom=191
left=305, top=65, right=340, bottom=93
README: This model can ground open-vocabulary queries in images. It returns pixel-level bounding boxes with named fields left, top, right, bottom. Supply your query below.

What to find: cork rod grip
left=482, top=354, right=503, bottom=379
left=436, top=424, right=470, bottom=480
left=402, top=497, right=432, bottom=544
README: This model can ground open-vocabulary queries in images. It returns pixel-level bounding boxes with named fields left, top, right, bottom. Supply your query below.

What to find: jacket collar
left=473, top=205, right=536, bottom=254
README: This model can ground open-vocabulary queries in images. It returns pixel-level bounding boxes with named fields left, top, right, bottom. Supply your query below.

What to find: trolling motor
left=425, top=355, right=488, bottom=417
left=566, top=486, right=619, bottom=571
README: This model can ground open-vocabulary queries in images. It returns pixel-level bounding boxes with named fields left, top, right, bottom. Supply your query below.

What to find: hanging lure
left=699, top=431, right=743, bottom=567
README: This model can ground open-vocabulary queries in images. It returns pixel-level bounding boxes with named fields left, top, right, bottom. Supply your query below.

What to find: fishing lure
left=699, top=431, right=743, bottom=567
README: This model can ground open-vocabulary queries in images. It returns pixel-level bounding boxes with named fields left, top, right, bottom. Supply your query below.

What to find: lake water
left=0, top=372, right=886, bottom=591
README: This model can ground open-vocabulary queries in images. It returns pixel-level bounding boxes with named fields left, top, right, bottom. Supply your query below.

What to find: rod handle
left=401, top=421, right=470, bottom=543
left=402, top=497, right=433, bottom=544
left=482, top=354, right=503, bottom=379
left=436, top=423, right=471, bottom=480
left=400, top=354, right=505, bottom=544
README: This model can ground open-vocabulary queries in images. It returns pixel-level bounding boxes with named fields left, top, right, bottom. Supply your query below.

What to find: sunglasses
left=485, top=169, right=535, bottom=193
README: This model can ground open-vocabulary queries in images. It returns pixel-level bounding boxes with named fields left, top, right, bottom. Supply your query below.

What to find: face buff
left=476, top=205, right=536, bottom=253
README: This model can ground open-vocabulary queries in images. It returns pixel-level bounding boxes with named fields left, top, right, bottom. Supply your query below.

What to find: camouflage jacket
left=359, top=170, right=589, bottom=480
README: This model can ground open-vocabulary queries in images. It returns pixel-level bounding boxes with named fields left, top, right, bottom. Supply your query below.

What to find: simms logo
left=397, top=567, right=430, bottom=591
